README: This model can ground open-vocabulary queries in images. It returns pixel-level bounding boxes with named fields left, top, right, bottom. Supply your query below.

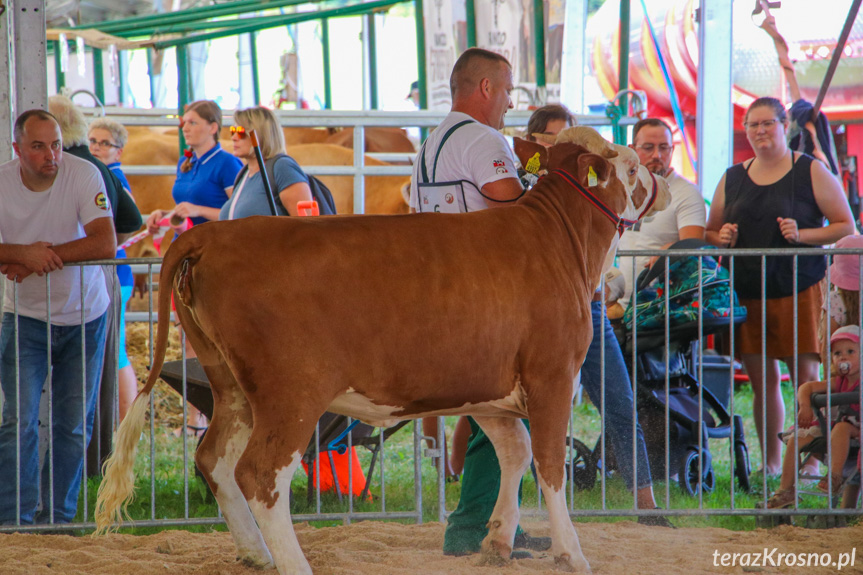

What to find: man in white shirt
left=0, top=110, right=116, bottom=525
left=618, top=118, right=706, bottom=305
left=409, top=48, right=547, bottom=558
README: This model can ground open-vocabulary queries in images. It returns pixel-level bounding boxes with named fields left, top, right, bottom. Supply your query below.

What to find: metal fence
left=0, top=246, right=861, bottom=533
left=84, top=107, right=621, bottom=216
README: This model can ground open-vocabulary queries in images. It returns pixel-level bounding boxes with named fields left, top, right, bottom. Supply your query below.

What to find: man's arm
left=481, top=177, right=526, bottom=209
left=0, top=242, right=64, bottom=273
left=678, top=225, right=705, bottom=241
left=50, top=217, right=117, bottom=263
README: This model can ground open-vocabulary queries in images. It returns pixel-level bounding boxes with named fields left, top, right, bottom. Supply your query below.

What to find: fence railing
left=1, top=246, right=861, bottom=533
left=85, top=108, right=618, bottom=215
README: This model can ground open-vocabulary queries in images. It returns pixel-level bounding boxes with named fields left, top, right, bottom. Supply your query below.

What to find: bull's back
left=171, top=213, right=585, bottom=405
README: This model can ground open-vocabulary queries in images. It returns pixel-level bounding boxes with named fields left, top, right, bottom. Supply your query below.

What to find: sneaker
left=513, top=532, right=552, bottom=551
left=443, top=548, right=534, bottom=560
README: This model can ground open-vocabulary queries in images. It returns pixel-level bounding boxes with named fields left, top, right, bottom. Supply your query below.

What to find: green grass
left=74, top=379, right=856, bottom=534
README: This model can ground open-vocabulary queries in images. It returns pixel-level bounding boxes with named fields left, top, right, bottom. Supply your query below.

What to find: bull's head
left=514, top=127, right=670, bottom=224
left=514, top=127, right=671, bottom=272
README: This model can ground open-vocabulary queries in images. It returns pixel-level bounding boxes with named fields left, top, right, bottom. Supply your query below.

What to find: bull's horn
left=531, top=133, right=556, bottom=146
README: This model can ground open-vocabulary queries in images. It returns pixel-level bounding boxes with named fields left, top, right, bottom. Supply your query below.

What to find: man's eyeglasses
left=635, top=144, right=673, bottom=154
left=230, top=126, right=248, bottom=138
left=88, top=138, right=120, bottom=149
left=744, top=119, right=779, bottom=131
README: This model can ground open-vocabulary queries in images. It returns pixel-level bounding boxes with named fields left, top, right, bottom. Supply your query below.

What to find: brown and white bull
left=95, top=127, right=670, bottom=574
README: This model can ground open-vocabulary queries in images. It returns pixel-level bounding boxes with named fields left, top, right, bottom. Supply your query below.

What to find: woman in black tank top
left=705, top=97, right=853, bottom=476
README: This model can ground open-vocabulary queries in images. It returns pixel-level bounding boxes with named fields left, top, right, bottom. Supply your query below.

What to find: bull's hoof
left=238, top=555, right=275, bottom=570
left=554, top=553, right=591, bottom=573
left=477, top=551, right=510, bottom=567
left=477, top=540, right=513, bottom=567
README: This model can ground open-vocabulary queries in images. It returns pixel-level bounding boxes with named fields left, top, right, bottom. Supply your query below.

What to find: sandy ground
left=2, top=520, right=862, bottom=575
left=51, top=314, right=856, bottom=574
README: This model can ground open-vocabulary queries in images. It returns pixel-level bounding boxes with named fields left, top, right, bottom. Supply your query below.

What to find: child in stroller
left=764, top=325, right=861, bottom=509
left=616, top=239, right=751, bottom=495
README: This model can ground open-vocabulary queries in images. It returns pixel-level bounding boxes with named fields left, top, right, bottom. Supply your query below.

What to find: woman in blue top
left=145, top=100, right=242, bottom=436
left=220, top=106, right=312, bottom=220
left=146, top=100, right=243, bottom=233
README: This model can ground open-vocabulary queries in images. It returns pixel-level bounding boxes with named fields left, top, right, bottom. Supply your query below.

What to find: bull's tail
left=94, top=233, right=201, bottom=535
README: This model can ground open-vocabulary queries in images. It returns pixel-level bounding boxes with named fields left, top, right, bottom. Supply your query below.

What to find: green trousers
left=443, top=417, right=527, bottom=554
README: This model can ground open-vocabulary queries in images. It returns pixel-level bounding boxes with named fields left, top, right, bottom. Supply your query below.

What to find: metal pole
left=146, top=48, right=157, bottom=108
left=177, top=46, right=189, bottom=151
left=811, top=0, right=862, bottom=121
left=249, top=130, right=278, bottom=215
left=0, top=0, right=14, bottom=161
left=533, top=0, right=546, bottom=106
left=249, top=32, right=261, bottom=105
left=93, top=47, right=105, bottom=105
left=414, top=0, right=426, bottom=109
left=362, top=14, right=371, bottom=109
left=321, top=18, right=332, bottom=109
left=14, top=0, right=48, bottom=113
left=74, top=0, right=314, bottom=33
left=150, top=0, right=405, bottom=50
left=414, top=0, right=427, bottom=141
left=367, top=13, right=379, bottom=110
left=117, top=50, right=126, bottom=106
left=617, top=0, right=631, bottom=144
left=465, top=0, right=476, bottom=48
left=53, top=40, right=65, bottom=93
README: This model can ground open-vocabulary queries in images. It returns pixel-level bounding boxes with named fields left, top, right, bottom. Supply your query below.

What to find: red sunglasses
left=230, top=126, right=248, bottom=138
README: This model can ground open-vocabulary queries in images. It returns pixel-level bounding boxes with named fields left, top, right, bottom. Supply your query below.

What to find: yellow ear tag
left=588, top=166, right=598, bottom=187
left=525, top=152, right=541, bottom=174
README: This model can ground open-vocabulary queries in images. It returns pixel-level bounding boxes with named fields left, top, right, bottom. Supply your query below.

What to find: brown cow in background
left=122, top=128, right=411, bottom=219
left=120, top=128, right=412, bottom=260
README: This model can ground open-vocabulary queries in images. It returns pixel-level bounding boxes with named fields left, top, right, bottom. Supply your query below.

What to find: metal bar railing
left=2, top=246, right=861, bottom=534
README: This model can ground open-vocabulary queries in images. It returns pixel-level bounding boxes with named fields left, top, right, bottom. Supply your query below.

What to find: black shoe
left=443, top=548, right=534, bottom=560
left=637, top=509, right=676, bottom=528
left=442, top=549, right=473, bottom=557
left=513, top=532, right=552, bottom=551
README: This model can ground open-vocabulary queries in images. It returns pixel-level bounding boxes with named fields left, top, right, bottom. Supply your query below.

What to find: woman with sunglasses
left=705, top=96, right=853, bottom=480
left=145, top=100, right=243, bottom=236
left=220, top=106, right=312, bottom=220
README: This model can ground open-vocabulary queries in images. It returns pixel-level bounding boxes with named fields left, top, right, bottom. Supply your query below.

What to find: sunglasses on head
left=230, top=126, right=248, bottom=138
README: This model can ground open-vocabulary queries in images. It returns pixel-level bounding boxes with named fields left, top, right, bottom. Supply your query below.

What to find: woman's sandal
left=816, top=473, right=844, bottom=496
left=762, top=488, right=798, bottom=509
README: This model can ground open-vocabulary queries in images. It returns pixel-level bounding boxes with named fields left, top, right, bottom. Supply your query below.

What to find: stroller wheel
left=679, top=448, right=715, bottom=496
left=734, top=442, right=751, bottom=493
left=567, top=438, right=597, bottom=491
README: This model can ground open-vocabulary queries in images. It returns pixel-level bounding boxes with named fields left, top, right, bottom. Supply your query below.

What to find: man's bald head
left=450, top=47, right=511, bottom=98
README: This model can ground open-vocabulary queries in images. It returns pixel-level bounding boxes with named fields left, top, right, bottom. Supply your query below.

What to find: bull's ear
left=513, top=138, right=548, bottom=175
left=577, top=153, right=611, bottom=187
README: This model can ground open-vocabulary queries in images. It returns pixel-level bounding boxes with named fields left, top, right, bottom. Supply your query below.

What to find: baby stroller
left=614, top=239, right=752, bottom=495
